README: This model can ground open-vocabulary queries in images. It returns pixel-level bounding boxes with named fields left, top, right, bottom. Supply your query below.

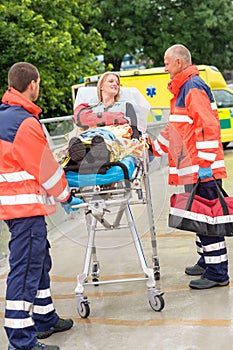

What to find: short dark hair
left=8, top=62, right=39, bottom=93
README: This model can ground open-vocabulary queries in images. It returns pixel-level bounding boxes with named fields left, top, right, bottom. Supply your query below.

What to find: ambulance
left=72, top=65, right=233, bottom=148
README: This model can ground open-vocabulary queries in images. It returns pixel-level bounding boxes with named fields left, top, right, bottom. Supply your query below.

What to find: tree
left=0, top=0, right=106, bottom=117
left=140, top=0, right=233, bottom=71
left=1, top=0, right=233, bottom=118
left=89, top=0, right=233, bottom=72
left=88, top=0, right=149, bottom=71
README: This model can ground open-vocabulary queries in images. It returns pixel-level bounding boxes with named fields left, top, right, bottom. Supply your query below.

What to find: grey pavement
left=1, top=151, right=233, bottom=349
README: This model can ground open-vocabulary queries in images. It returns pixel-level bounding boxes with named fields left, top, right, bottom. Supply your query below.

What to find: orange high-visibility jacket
left=153, top=65, right=227, bottom=186
left=0, top=88, right=70, bottom=219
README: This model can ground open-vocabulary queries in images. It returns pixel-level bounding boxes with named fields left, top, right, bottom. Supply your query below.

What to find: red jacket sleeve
left=186, top=88, right=221, bottom=167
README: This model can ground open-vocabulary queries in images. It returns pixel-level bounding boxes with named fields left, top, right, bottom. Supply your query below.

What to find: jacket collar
left=167, top=65, right=199, bottom=96
left=2, top=87, right=42, bottom=118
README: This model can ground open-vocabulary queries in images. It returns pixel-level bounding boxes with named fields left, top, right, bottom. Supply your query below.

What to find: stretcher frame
left=66, top=87, right=165, bottom=317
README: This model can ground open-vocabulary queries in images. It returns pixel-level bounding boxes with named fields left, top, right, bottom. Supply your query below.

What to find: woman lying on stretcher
left=73, top=71, right=141, bottom=140
left=54, top=72, right=146, bottom=174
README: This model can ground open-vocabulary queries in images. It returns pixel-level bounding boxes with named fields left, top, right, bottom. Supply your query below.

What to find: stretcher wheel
left=77, top=299, right=90, bottom=318
left=149, top=295, right=165, bottom=312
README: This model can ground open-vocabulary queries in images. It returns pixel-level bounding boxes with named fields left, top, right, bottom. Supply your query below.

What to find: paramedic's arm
left=13, top=117, right=70, bottom=202
left=152, top=124, right=170, bottom=157
left=186, top=88, right=220, bottom=168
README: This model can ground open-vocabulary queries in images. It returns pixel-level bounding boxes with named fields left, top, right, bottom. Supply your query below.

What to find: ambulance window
left=212, top=89, right=233, bottom=108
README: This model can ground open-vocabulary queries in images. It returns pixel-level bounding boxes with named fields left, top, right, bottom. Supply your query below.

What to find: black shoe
left=91, top=135, right=105, bottom=145
left=69, top=137, right=86, bottom=162
left=8, top=342, right=60, bottom=350
left=90, top=136, right=110, bottom=160
left=189, top=277, right=229, bottom=289
left=185, top=264, right=205, bottom=276
left=37, top=318, right=74, bottom=339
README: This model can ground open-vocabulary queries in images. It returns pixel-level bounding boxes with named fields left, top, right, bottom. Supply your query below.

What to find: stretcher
left=65, top=87, right=165, bottom=317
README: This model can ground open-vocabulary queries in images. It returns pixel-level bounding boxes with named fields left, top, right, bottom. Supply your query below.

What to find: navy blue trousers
left=185, top=180, right=229, bottom=282
left=4, top=216, right=59, bottom=350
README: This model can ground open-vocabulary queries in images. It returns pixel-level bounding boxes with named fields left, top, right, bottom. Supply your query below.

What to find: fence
left=40, top=107, right=170, bottom=149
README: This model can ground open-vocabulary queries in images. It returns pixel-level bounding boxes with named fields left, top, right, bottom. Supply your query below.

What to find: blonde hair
left=97, top=71, right=120, bottom=102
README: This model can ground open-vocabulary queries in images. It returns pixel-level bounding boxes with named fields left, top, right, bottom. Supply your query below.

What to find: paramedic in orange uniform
left=153, top=44, right=229, bottom=289
left=0, top=62, right=81, bottom=350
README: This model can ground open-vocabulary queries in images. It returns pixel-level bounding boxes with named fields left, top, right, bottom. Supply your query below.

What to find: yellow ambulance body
left=72, top=65, right=233, bottom=147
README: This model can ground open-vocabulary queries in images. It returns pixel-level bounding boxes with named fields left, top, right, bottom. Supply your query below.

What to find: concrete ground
left=1, top=150, right=233, bottom=350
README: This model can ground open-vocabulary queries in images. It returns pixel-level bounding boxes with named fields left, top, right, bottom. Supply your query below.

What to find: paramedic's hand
left=198, top=167, right=213, bottom=180
left=62, top=195, right=83, bottom=214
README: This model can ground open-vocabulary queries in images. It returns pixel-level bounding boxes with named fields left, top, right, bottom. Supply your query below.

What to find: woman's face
left=101, top=74, right=119, bottom=98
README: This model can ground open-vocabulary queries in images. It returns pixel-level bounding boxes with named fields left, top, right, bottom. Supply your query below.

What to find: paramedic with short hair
left=0, top=62, right=81, bottom=350
left=153, top=44, right=229, bottom=290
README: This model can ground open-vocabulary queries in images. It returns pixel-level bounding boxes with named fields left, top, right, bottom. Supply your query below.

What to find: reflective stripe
left=42, top=167, right=64, bottom=190
left=56, top=185, right=70, bottom=202
left=4, top=317, right=34, bottom=329
left=195, top=236, right=203, bottom=253
left=169, top=160, right=224, bottom=177
left=169, top=167, right=178, bottom=175
left=153, top=140, right=164, bottom=156
left=198, top=151, right=216, bottom=162
left=6, top=300, right=32, bottom=311
left=211, top=102, right=217, bottom=110
left=196, top=140, right=219, bottom=149
left=157, top=134, right=169, bottom=148
left=177, top=165, right=198, bottom=177
left=0, top=170, right=35, bottom=183
left=205, top=254, right=228, bottom=264
left=204, top=241, right=226, bottom=252
left=211, top=160, right=225, bottom=169
left=169, top=114, right=193, bottom=124
left=0, top=194, right=55, bottom=206
left=33, top=303, right=54, bottom=315
left=170, top=207, right=207, bottom=222
left=36, top=288, right=51, bottom=299
left=170, top=207, right=233, bottom=225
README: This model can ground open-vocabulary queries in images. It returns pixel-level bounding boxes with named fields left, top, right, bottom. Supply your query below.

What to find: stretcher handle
left=98, top=161, right=130, bottom=180
left=64, top=161, right=129, bottom=179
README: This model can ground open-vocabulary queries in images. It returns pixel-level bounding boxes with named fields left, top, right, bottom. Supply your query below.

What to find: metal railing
left=40, top=107, right=170, bottom=148
left=40, top=115, right=74, bottom=150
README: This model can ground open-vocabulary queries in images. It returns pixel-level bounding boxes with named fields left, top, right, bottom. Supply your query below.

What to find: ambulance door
left=212, top=88, right=233, bottom=148
left=120, top=73, right=171, bottom=122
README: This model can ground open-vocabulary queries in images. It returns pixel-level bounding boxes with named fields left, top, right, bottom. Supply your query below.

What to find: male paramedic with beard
left=0, top=62, right=82, bottom=350
left=152, top=44, right=229, bottom=289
